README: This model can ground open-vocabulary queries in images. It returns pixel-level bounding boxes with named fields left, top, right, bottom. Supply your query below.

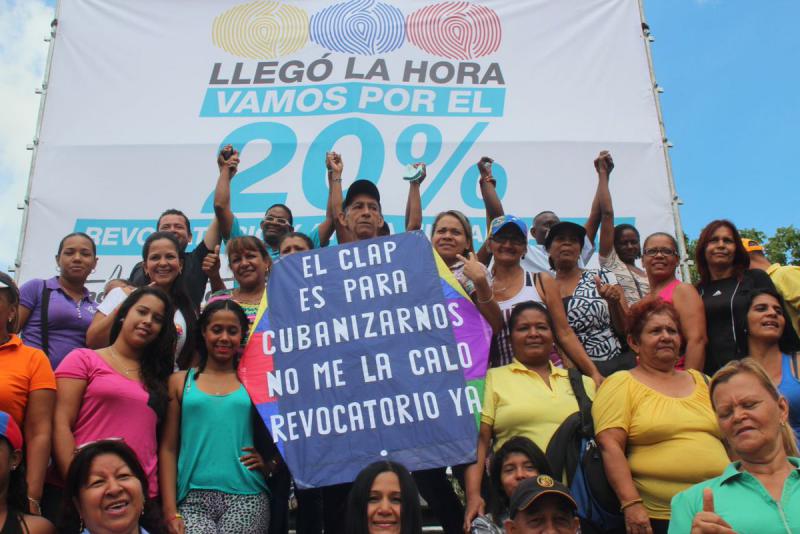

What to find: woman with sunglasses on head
left=0, top=273, right=55, bottom=519
left=54, top=287, right=176, bottom=502
left=88, top=232, right=196, bottom=370
left=59, top=440, right=162, bottom=534
left=594, top=151, right=649, bottom=306
left=17, top=232, right=98, bottom=371
left=695, top=220, right=798, bottom=376
left=160, top=300, right=271, bottom=534
left=487, top=216, right=603, bottom=384
left=0, top=411, right=55, bottom=533
left=641, top=232, right=707, bottom=371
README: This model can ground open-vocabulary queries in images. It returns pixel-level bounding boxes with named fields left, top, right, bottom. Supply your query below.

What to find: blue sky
left=0, top=0, right=797, bottom=271
left=645, top=0, right=799, bottom=239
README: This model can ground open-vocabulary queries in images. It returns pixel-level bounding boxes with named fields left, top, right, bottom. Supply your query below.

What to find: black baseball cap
left=508, top=475, right=578, bottom=519
left=344, top=179, right=381, bottom=209
left=544, top=221, right=586, bottom=250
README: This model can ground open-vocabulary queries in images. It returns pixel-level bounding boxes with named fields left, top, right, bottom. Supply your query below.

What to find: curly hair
left=109, top=287, right=175, bottom=420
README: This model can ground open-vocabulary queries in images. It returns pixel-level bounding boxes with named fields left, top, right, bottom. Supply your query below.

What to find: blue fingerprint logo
left=310, top=0, right=406, bottom=55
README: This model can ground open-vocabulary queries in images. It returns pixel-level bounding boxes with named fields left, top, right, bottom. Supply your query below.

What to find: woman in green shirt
left=669, top=358, right=800, bottom=534
left=159, top=300, right=272, bottom=534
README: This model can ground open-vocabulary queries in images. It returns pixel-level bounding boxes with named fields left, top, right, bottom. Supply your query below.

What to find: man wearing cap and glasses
left=504, top=475, right=580, bottom=534
left=743, top=238, right=800, bottom=336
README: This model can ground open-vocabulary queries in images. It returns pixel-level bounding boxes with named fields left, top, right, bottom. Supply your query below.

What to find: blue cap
left=490, top=215, right=528, bottom=238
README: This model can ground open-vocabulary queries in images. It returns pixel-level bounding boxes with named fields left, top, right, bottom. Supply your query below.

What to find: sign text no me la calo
left=238, top=231, right=491, bottom=488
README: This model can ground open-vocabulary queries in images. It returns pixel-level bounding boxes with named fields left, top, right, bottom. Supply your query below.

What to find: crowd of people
left=1, top=148, right=799, bottom=534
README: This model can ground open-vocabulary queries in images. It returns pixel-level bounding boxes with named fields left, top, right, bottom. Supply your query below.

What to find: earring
left=79, top=518, right=84, bottom=531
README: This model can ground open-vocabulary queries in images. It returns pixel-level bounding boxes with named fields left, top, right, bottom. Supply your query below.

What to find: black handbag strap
left=40, top=283, right=52, bottom=357
left=567, top=368, right=594, bottom=438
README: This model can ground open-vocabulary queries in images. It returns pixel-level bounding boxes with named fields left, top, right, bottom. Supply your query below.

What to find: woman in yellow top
left=593, top=297, right=729, bottom=534
left=464, top=301, right=596, bottom=527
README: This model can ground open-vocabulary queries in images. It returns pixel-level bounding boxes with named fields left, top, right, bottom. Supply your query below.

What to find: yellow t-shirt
left=481, top=360, right=596, bottom=453
left=592, top=370, right=729, bottom=520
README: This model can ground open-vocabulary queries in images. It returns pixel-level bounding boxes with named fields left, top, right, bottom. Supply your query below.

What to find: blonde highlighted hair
left=710, top=358, right=799, bottom=457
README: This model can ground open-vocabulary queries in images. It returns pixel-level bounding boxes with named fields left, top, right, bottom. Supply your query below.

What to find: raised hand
left=594, top=150, right=614, bottom=176
left=218, top=144, right=240, bottom=177
left=477, top=156, right=494, bottom=183
left=326, top=151, right=343, bottom=178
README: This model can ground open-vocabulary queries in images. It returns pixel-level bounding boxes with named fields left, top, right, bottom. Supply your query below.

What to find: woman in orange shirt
left=0, top=272, right=56, bottom=516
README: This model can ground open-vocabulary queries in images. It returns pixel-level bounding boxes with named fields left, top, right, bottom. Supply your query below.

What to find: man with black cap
left=505, top=475, right=580, bottom=534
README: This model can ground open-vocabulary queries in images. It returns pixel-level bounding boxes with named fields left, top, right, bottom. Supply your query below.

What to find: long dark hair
left=695, top=219, right=750, bottom=286
left=110, top=287, right=175, bottom=420
left=141, top=231, right=197, bottom=369
left=741, top=288, right=800, bottom=356
left=0, top=438, right=27, bottom=522
left=345, top=461, right=423, bottom=534
left=60, top=440, right=163, bottom=533
left=488, top=436, right=553, bottom=524
left=195, top=299, right=250, bottom=376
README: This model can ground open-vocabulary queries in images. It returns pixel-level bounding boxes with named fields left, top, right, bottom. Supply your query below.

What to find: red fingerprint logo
left=406, top=2, right=501, bottom=60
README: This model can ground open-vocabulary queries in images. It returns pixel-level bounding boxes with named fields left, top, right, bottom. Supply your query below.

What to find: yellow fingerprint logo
left=212, top=1, right=309, bottom=59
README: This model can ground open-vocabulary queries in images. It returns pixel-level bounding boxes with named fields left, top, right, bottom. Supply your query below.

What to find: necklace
left=109, top=347, right=140, bottom=377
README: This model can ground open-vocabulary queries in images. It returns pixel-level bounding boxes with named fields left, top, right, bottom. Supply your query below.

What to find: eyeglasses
left=643, top=248, right=677, bottom=257
left=263, top=215, right=291, bottom=226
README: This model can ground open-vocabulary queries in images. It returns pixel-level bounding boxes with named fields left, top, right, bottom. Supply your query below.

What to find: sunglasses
left=74, top=437, right=125, bottom=455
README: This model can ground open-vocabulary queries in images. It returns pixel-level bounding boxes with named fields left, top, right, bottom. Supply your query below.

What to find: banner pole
left=13, top=2, right=61, bottom=281
left=636, top=0, right=691, bottom=281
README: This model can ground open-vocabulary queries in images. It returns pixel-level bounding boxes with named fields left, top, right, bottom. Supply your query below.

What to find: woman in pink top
left=642, top=233, right=707, bottom=371
left=53, top=287, right=176, bottom=497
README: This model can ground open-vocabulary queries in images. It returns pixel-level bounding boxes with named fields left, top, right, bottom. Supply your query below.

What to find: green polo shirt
left=669, top=457, right=800, bottom=534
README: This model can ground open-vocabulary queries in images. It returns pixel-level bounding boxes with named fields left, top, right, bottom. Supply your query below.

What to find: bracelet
left=169, top=513, right=184, bottom=522
left=331, top=178, right=342, bottom=182
left=620, top=498, right=643, bottom=512
left=476, top=290, right=494, bottom=304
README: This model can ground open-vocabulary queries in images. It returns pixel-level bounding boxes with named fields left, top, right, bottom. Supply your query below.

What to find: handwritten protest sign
left=238, top=231, right=491, bottom=488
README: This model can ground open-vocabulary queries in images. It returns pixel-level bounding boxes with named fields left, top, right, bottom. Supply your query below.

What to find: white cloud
left=0, top=0, right=54, bottom=273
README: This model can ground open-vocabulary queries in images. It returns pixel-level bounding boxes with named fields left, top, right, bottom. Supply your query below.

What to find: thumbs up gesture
left=202, top=245, right=221, bottom=278
left=690, top=489, right=735, bottom=533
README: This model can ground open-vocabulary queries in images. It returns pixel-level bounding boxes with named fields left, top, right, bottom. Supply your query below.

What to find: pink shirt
left=56, top=348, right=158, bottom=497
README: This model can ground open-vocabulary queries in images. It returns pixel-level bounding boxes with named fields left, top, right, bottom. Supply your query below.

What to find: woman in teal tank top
left=159, top=300, right=272, bottom=534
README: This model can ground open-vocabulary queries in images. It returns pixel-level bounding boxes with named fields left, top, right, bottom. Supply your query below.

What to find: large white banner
left=18, top=0, right=674, bottom=299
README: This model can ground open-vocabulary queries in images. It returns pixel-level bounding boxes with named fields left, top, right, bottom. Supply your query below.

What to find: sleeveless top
left=489, top=271, right=544, bottom=368
left=779, top=353, right=800, bottom=445
left=176, top=371, right=268, bottom=502
left=657, top=279, right=681, bottom=303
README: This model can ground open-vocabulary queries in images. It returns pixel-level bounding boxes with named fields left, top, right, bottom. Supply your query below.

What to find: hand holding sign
left=690, top=489, right=735, bottom=534
left=240, top=232, right=491, bottom=488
